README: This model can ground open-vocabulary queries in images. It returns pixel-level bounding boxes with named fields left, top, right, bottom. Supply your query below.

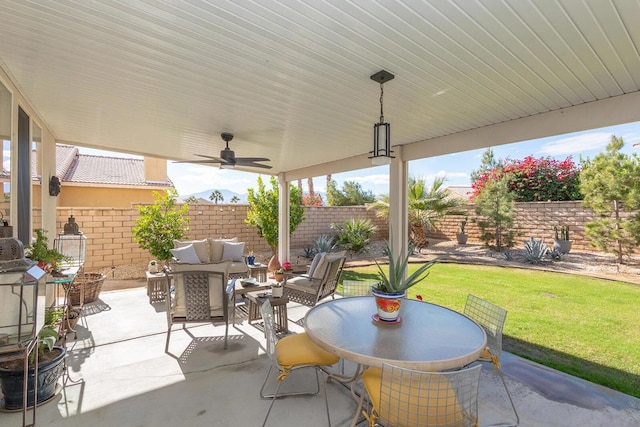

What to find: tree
left=471, top=155, right=582, bottom=202
left=132, top=189, right=190, bottom=262
left=580, top=135, right=640, bottom=263
left=184, top=196, right=199, bottom=204
left=327, top=179, right=375, bottom=206
left=209, top=190, right=224, bottom=204
left=470, top=148, right=498, bottom=183
left=367, top=176, right=464, bottom=248
left=230, top=195, right=240, bottom=203
left=245, top=176, right=304, bottom=254
left=474, top=175, right=517, bottom=251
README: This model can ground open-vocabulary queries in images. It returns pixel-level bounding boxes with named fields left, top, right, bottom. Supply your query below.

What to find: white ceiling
left=1, top=0, right=639, bottom=176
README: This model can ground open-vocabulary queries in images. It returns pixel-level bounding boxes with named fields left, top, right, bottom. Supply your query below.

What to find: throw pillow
left=221, top=241, right=245, bottom=262
left=170, top=244, right=201, bottom=264
left=307, top=252, right=324, bottom=277
left=310, top=253, right=329, bottom=280
left=173, top=239, right=209, bottom=263
left=209, top=237, right=238, bottom=261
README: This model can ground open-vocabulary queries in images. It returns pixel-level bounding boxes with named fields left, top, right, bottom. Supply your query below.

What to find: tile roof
left=55, top=144, right=172, bottom=187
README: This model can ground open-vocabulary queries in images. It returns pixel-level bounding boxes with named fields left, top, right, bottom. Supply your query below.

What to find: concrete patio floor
left=2, top=282, right=639, bottom=427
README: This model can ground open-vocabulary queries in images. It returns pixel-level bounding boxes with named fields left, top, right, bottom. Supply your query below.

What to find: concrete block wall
left=50, top=204, right=387, bottom=270
left=43, top=201, right=631, bottom=271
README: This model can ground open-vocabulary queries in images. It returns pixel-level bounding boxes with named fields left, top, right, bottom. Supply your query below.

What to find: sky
left=78, top=121, right=640, bottom=198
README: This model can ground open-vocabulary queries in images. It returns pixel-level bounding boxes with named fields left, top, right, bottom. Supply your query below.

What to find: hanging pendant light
left=369, top=70, right=395, bottom=166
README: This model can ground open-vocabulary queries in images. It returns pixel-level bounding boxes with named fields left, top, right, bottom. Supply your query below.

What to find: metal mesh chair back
left=464, top=294, right=506, bottom=360
left=260, top=299, right=278, bottom=364
left=375, top=363, right=481, bottom=427
left=340, top=280, right=375, bottom=296
left=183, top=272, right=211, bottom=321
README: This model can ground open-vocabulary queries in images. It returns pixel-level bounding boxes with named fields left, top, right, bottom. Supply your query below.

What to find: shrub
left=523, top=237, right=550, bottom=264
left=330, top=218, right=377, bottom=255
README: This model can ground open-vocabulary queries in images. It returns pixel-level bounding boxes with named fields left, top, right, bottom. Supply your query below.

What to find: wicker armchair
left=283, top=254, right=346, bottom=307
left=164, top=270, right=234, bottom=352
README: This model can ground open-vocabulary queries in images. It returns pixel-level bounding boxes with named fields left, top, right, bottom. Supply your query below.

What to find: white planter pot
left=148, top=261, right=159, bottom=273
left=271, top=286, right=283, bottom=298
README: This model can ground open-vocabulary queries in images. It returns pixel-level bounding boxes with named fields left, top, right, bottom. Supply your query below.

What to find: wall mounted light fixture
left=369, top=70, right=395, bottom=166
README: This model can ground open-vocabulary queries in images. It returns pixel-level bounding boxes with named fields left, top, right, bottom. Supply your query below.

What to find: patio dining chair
left=164, top=270, right=234, bottom=352
left=259, top=299, right=340, bottom=427
left=464, top=294, right=519, bottom=426
left=361, top=363, right=482, bottom=427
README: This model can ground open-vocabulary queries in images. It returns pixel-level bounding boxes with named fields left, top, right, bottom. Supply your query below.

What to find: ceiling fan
left=176, top=132, right=272, bottom=169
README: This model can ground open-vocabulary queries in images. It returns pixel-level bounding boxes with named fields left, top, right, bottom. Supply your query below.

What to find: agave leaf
left=373, top=239, right=437, bottom=293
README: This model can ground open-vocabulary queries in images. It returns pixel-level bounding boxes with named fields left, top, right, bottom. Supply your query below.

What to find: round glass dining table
left=304, top=296, right=487, bottom=371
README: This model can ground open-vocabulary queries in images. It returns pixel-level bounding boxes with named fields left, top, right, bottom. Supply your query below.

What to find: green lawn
left=341, top=263, right=640, bottom=398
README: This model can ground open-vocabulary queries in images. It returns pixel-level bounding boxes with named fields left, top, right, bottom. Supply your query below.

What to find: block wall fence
left=44, top=201, right=616, bottom=271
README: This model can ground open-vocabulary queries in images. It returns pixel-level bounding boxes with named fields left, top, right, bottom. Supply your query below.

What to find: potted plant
left=272, top=267, right=285, bottom=283
left=271, top=280, right=283, bottom=298
left=148, top=260, right=159, bottom=273
left=554, top=226, right=572, bottom=254
left=0, top=325, right=67, bottom=409
left=371, top=237, right=438, bottom=322
left=25, top=229, right=69, bottom=275
left=456, top=217, right=468, bottom=244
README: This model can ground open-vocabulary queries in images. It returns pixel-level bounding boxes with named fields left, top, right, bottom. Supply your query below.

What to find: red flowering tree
left=471, top=156, right=582, bottom=202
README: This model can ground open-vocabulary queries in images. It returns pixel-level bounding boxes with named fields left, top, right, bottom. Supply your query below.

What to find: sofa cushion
left=222, top=241, right=245, bottom=262
left=170, top=244, right=201, bottom=264
left=287, top=276, right=320, bottom=293
left=208, top=237, right=238, bottom=261
left=173, top=239, right=209, bottom=263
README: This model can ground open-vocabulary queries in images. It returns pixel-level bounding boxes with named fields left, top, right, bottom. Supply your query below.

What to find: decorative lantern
left=369, top=70, right=395, bottom=166
left=54, top=215, right=87, bottom=268
left=0, top=237, right=45, bottom=349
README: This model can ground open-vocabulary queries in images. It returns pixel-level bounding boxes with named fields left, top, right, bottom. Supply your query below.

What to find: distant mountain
left=182, top=189, right=248, bottom=204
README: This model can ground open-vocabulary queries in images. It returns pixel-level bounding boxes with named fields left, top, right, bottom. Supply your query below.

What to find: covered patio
left=2, top=283, right=639, bottom=426
left=1, top=2, right=640, bottom=426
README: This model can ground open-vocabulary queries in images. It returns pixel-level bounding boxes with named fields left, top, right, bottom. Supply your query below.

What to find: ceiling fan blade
left=241, top=162, right=272, bottom=169
left=173, top=154, right=225, bottom=164
left=235, top=157, right=271, bottom=162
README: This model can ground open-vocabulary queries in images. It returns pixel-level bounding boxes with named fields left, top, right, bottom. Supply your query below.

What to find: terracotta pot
left=371, top=288, right=405, bottom=321
left=273, top=274, right=284, bottom=282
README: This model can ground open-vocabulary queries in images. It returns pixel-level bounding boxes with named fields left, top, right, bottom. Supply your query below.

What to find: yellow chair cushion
left=276, top=333, right=339, bottom=371
left=362, top=367, right=466, bottom=427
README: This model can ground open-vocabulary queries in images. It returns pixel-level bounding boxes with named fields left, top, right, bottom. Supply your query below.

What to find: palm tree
left=230, top=195, right=240, bottom=203
left=367, top=176, right=465, bottom=247
left=209, top=190, right=224, bottom=204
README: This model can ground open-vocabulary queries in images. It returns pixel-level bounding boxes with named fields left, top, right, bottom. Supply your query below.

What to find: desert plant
left=372, top=237, right=437, bottom=293
left=303, top=246, right=315, bottom=259
left=523, top=237, right=550, bottom=264
left=312, top=235, right=336, bottom=254
left=555, top=226, right=570, bottom=241
left=330, top=218, right=377, bottom=255
left=459, top=217, right=468, bottom=234
left=132, top=189, right=190, bottom=262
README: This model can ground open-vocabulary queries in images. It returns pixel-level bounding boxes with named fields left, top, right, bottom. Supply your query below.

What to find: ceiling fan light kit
left=369, top=70, right=395, bottom=166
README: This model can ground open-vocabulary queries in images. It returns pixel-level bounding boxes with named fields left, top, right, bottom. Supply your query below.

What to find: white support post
left=389, top=147, right=408, bottom=277
left=277, top=173, right=290, bottom=265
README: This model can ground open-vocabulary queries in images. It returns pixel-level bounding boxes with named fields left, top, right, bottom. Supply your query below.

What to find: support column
left=277, top=173, right=290, bottom=264
left=389, top=146, right=408, bottom=268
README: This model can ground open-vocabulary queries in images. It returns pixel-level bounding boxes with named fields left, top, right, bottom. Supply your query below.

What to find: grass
left=341, top=263, right=640, bottom=398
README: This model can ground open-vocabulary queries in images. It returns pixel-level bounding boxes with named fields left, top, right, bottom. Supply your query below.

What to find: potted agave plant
left=0, top=325, right=66, bottom=409
left=371, top=237, right=437, bottom=322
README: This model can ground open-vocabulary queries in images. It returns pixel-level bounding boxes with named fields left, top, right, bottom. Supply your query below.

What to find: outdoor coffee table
left=246, top=291, right=289, bottom=333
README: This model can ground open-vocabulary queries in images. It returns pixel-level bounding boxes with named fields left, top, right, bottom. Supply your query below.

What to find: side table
left=145, top=271, right=167, bottom=303
left=246, top=291, right=289, bottom=333
left=247, top=264, right=268, bottom=282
